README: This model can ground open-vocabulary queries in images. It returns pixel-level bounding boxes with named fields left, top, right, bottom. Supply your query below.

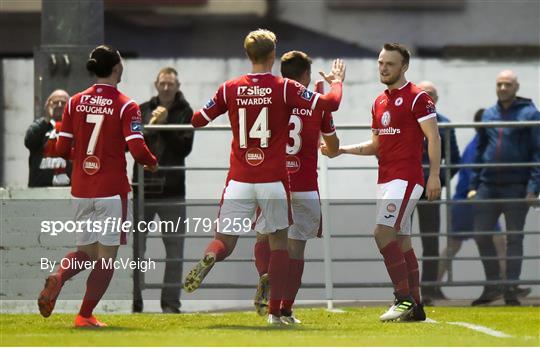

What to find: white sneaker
left=379, top=294, right=416, bottom=322
left=267, top=314, right=288, bottom=325
left=281, top=314, right=302, bottom=324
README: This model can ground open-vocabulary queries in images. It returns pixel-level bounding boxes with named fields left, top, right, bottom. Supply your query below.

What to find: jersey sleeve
left=121, top=100, right=145, bottom=142
left=371, top=101, right=379, bottom=135
left=56, top=97, right=74, bottom=158
left=284, top=79, right=342, bottom=112
left=412, top=92, right=437, bottom=123
left=320, top=111, right=336, bottom=136
left=192, top=83, right=228, bottom=127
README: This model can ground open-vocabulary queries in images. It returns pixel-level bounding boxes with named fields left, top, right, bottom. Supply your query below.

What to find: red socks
left=281, top=258, right=304, bottom=315
left=254, top=240, right=271, bottom=276
left=403, top=249, right=421, bottom=304
left=268, top=249, right=290, bottom=316
left=204, top=239, right=228, bottom=262
left=79, top=259, right=114, bottom=318
left=380, top=241, right=410, bottom=299
left=57, top=250, right=91, bottom=284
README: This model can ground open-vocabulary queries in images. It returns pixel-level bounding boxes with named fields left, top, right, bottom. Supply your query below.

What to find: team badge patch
left=395, top=97, right=403, bottom=106
left=131, top=121, right=142, bottom=132
left=426, top=100, right=436, bottom=114
left=301, top=89, right=315, bottom=102
left=204, top=98, right=216, bottom=109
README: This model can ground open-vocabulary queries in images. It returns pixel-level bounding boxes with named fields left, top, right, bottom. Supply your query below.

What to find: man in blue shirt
left=468, top=70, right=539, bottom=306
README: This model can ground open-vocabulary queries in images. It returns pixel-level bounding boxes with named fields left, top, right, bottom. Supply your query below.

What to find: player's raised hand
left=319, top=59, right=346, bottom=84
left=425, top=174, right=441, bottom=201
left=144, top=164, right=159, bottom=173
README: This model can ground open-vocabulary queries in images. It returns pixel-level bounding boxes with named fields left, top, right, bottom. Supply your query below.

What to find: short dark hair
left=280, top=51, right=312, bottom=81
left=382, top=42, right=410, bottom=65
left=156, top=67, right=178, bottom=82
left=86, top=44, right=121, bottom=78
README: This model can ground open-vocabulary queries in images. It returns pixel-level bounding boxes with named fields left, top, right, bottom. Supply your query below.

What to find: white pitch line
left=446, top=321, right=513, bottom=338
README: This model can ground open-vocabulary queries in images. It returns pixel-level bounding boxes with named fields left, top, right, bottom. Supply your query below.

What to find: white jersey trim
left=222, top=83, right=227, bottom=104
left=417, top=113, right=437, bottom=123
left=321, top=130, right=337, bottom=136
left=59, top=131, right=73, bottom=138
left=200, top=109, right=212, bottom=122
left=411, top=91, right=427, bottom=112
left=283, top=78, right=288, bottom=104
left=311, top=93, right=320, bottom=110
left=68, top=97, right=72, bottom=115
left=125, top=134, right=144, bottom=142
left=120, top=100, right=135, bottom=119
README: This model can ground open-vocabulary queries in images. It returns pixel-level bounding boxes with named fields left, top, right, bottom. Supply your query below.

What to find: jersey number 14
left=238, top=107, right=271, bottom=148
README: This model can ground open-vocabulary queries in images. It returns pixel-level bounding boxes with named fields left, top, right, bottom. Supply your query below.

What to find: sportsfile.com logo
left=80, top=95, right=114, bottom=106
left=237, top=86, right=272, bottom=97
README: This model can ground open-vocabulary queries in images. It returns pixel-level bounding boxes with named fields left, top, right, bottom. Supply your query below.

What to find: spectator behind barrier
left=132, top=67, right=194, bottom=314
left=24, top=89, right=72, bottom=187
left=415, top=81, right=461, bottom=305
left=468, top=70, right=539, bottom=306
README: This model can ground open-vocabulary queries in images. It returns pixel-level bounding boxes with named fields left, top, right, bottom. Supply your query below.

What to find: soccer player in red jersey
left=252, top=51, right=341, bottom=324
left=322, top=43, right=441, bottom=322
left=184, top=29, right=345, bottom=325
left=37, top=45, right=158, bottom=327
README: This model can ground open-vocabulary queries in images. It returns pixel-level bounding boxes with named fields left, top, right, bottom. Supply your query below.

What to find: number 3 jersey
left=194, top=73, right=342, bottom=183
left=57, top=84, right=157, bottom=198
left=286, top=81, right=336, bottom=192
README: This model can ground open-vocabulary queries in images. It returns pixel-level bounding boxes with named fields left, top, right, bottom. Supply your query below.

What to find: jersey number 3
left=287, top=115, right=302, bottom=155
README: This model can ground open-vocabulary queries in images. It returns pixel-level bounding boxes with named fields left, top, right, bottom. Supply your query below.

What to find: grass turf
left=1, top=306, right=538, bottom=346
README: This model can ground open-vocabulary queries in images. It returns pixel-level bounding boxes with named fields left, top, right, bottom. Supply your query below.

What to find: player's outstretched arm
left=420, top=117, right=442, bottom=201
left=321, top=133, right=340, bottom=158
left=321, top=134, right=378, bottom=158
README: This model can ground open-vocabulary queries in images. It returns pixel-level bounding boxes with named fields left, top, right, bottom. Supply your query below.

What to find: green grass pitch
left=1, top=307, right=538, bottom=346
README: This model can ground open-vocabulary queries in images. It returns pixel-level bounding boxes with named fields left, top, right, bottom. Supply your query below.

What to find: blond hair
left=243, top=29, right=277, bottom=64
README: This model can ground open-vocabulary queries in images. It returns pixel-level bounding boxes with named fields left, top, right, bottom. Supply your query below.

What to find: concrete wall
left=276, top=0, right=540, bottom=52
left=2, top=58, right=539, bottom=313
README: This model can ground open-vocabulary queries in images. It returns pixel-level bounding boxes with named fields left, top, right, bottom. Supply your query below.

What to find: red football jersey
left=197, top=73, right=342, bottom=183
left=371, top=81, right=436, bottom=186
left=286, top=81, right=336, bottom=191
left=59, top=84, right=153, bottom=197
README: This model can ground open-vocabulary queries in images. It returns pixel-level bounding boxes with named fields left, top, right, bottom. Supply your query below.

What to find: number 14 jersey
left=196, top=73, right=342, bottom=183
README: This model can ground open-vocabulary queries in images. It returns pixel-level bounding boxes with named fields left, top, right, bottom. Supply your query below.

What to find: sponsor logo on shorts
left=384, top=214, right=395, bottom=219
left=245, top=148, right=265, bottom=166
left=395, top=97, right=403, bottom=106
left=387, top=203, right=397, bottom=212
left=83, top=155, right=100, bottom=175
left=286, top=155, right=301, bottom=174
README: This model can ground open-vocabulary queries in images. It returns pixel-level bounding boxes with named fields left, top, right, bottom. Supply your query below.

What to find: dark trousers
left=473, top=183, right=529, bottom=282
left=134, top=197, right=186, bottom=310
left=417, top=198, right=440, bottom=291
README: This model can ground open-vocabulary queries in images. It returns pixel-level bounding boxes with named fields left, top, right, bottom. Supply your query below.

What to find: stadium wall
left=1, top=59, right=539, bottom=313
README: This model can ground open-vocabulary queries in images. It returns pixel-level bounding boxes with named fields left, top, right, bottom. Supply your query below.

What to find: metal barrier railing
left=134, top=121, right=540, bottom=308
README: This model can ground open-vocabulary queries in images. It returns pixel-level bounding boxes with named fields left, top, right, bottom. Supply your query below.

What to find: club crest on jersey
left=395, top=97, right=403, bottom=106
left=245, top=148, right=265, bottom=166
left=286, top=155, right=301, bottom=174
left=204, top=98, right=216, bottom=109
left=83, top=155, right=101, bottom=175
left=131, top=121, right=142, bottom=132
left=381, top=111, right=391, bottom=127
left=300, top=89, right=315, bottom=102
